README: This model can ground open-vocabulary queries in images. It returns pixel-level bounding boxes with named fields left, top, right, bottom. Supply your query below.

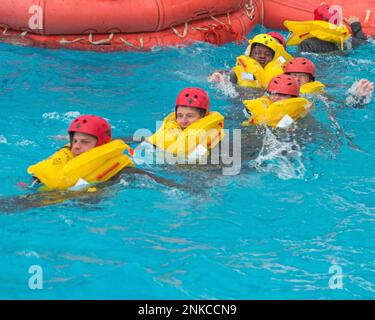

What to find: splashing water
left=0, top=135, right=7, bottom=144
left=214, top=76, right=239, bottom=98
left=248, top=127, right=306, bottom=180
left=42, top=111, right=81, bottom=123
left=317, top=94, right=367, bottom=154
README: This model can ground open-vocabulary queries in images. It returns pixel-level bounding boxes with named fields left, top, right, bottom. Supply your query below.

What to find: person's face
left=287, top=72, right=311, bottom=86
left=71, top=132, right=97, bottom=157
left=268, top=93, right=294, bottom=103
left=250, top=44, right=274, bottom=68
left=176, top=106, right=204, bottom=130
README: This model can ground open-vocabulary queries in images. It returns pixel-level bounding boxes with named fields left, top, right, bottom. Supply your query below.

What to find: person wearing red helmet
left=287, top=4, right=367, bottom=53
left=27, top=114, right=138, bottom=190
left=27, top=114, right=183, bottom=193
left=266, top=74, right=300, bottom=103
left=243, top=74, right=313, bottom=128
left=175, top=87, right=210, bottom=130
left=284, top=57, right=373, bottom=103
left=147, top=87, right=224, bottom=159
left=68, top=115, right=112, bottom=156
left=284, top=57, right=316, bottom=86
left=283, top=57, right=327, bottom=95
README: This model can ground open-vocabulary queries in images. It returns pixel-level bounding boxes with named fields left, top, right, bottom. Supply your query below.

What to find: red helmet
left=175, top=87, right=210, bottom=115
left=267, top=31, right=286, bottom=49
left=284, top=57, right=315, bottom=80
left=314, top=4, right=339, bottom=23
left=267, top=75, right=299, bottom=97
left=68, top=115, right=112, bottom=147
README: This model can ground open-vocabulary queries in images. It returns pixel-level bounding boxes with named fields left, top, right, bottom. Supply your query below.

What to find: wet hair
left=285, top=72, right=314, bottom=82
left=306, top=74, right=314, bottom=82
left=196, top=108, right=207, bottom=118
left=69, top=131, right=98, bottom=147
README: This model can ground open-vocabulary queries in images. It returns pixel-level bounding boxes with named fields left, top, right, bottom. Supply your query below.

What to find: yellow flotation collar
left=284, top=20, right=351, bottom=50
left=27, top=139, right=134, bottom=190
left=147, top=111, right=225, bottom=158
left=235, top=34, right=294, bottom=89
left=300, top=81, right=326, bottom=95
left=233, top=55, right=285, bottom=89
left=243, top=96, right=313, bottom=128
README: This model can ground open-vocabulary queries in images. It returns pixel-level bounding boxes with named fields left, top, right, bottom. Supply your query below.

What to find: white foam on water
left=15, top=139, right=36, bottom=147
left=163, top=187, right=185, bottom=198
left=0, top=135, right=7, bottom=144
left=16, top=250, right=40, bottom=258
left=42, top=111, right=81, bottom=122
left=248, top=127, right=306, bottom=180
left=119, top=178, right=130, bottom=187
left=215, top=75, right=239, bottom=98
left=367, top=36, right=375, bottom=45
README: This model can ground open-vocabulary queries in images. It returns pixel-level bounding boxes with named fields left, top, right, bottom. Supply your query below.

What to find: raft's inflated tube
left=0, top=0, right=247, bottom=34
left=0, top=0, right=261, bottom=51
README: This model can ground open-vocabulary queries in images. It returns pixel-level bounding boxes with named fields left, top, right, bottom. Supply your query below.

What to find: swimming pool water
left=0, top=25, right=374, bottom=299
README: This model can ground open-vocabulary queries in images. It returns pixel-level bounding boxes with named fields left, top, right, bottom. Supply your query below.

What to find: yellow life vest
left=147, top=111, right=225, bottom=158
left=27, top=139, right=134, bottom=190
left=284, top=20, right=351, bottom=50
left=300, top=81, right=326, bottom=95
left=235, top=34, right=294, bottom=89
left=243, top=96, right=313, bottom=128
left=233, top=55, right=284, bottom=89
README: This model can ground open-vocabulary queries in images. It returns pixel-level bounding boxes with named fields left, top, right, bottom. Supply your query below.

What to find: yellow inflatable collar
left=235, top=34, right=293, bottom=89
left=28, top=139, right=134, bottom=190
left=300, top=81, right=326, bottom=95
left=243, top=96, right=313, bottom=128
left=147, top=111, right=225, bottom=158
left=284, top=20, right=351, bottom=50
left=233, top=55, right=285, bottom=89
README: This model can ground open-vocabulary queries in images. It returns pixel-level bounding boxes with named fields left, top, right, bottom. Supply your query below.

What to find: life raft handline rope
left=88, top=32, right=114, bottom=45
left=171, top=22, right=189, bottom=38
left=119, top=36, right=144, bottom=49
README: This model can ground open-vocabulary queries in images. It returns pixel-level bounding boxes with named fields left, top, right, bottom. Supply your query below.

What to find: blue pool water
left=0, top=25, right=374, bottom=299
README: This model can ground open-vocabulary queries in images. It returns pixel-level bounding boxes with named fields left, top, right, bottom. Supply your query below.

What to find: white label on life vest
left=277, top=56, right=287, bottom=65
left=69, top=178, right=90, bottom=191
left=244, top=45, right=250, bottom=56
left=277, top=114, right=294, bottom=128
left=188, top=144, right=208, bottom=159
left=242, top=72, right=255, bottom=81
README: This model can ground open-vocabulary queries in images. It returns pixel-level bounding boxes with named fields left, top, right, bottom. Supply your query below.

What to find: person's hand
left=355, top=79, right=374, bottom=99
left=344, top=16, right=360, bottom=25
left=208, top=71, right=225, bottom=83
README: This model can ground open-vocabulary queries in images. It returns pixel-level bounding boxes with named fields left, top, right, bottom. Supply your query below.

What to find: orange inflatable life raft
left=0, top=0, right=261, bottom=51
